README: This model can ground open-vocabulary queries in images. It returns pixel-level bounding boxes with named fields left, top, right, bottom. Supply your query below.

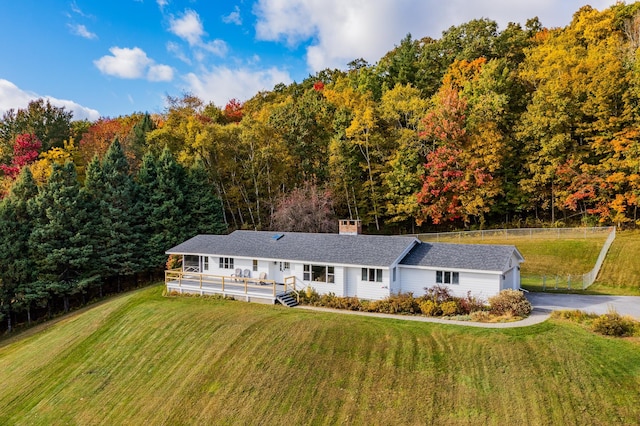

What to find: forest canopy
left=2, top=3, right=640, bottom=235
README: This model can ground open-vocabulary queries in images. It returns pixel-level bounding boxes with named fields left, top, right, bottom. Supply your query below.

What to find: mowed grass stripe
left=1, top=285, right=639, bottom=424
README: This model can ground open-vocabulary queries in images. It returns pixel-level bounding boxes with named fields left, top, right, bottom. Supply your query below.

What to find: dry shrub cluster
left=552, top=308, right=638, bottom=337
left=298, top=285, right=530, bottom=321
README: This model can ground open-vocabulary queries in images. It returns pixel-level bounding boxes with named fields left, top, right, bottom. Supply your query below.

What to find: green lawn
left=1, top=285, right=639, bottom=424
left=592, top=230, right=640, bottom=295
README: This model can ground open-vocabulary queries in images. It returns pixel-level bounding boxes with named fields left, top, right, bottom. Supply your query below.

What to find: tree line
left=1, top=3, right=640, bottom=330
left=0, top=141, right=225, bottom=332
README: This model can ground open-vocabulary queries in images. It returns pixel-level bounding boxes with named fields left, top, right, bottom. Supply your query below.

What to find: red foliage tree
left=1, top=133, right=42, bottom=179
left=416, top=145, right=467, bottom=224
left=313, top=81, right=325, bottom=91
left=78, top=118, right=136, bottom=164
left=223, top=98, right=244, bottom=123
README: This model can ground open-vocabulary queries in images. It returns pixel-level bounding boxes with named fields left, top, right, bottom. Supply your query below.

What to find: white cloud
left=202, top=39, right=229, bottom=56
left=184, top=66, right=292, bottom=106
left=94, top=46, right=173, bottom=82
left=168, top=9, right=228, bottom=60
left=148, top=64, right=174, bottom=82
left=166, top=41, right=191, bottom=64
left=157, top=0, right=168, bottom=10
left=253, top=0, right=620, bottom=72
left=0, top=79, right=100, bottom=121
left=169, top=9, right=205, bottom=46
left=223, top=6, right=242, bottom=25
left=70, top=0, right=92, bottom=19
left=68, top=23, right=97, bottom=40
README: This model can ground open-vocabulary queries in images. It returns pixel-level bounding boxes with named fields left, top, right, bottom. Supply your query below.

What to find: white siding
left=354, top=267, right=391, bottom=300
left=398, top=266, right=502, bottom=300
left=389, top=265, right=401, bottom=294
left=502, top=267, right=520, bottom=290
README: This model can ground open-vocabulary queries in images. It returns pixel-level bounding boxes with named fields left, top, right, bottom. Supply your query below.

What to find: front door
left=270, top=261, right=290, bottom=283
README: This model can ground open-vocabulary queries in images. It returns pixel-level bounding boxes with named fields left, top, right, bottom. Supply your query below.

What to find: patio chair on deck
left=243, top=269, right=251, bottom=278
left=232, top=268, right=243, bottom=281
left=258, top=272, right=267, bottom=285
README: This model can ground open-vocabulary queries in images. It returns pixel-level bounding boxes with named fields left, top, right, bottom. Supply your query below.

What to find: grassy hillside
left=592, top=230, right=640, bottom=295
left=1, top=285, right=639, bottom=425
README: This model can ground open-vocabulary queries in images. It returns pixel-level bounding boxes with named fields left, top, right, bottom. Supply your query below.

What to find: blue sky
left=0, top=0, right=618, bottom=121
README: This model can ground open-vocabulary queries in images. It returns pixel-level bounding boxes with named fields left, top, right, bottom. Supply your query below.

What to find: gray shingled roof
left=400, top=242, right=522, bottom=272
left=166, top=230, right=419, bottom=267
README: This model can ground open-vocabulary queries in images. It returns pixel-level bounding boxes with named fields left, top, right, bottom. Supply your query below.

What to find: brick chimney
left=339, top=219, right=362, bottom=235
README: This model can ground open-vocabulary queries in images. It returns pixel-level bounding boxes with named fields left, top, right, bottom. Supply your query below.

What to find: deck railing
left=284, top=276, right=301, bottom=302
left=165, top=269, right=279, bottom=297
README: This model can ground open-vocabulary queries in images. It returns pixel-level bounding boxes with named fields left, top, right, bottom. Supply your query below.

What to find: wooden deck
left=165, top=269, right=299, bottom=304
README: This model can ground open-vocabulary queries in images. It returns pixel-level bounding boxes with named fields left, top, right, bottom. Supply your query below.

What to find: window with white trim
left=436, top=270, right=459, bottom=285
left=219, top=257, right=234, bottom=269
left=203, top=256, right=209, bottom=271
left=253, top=259, right=258, bottom=272
left=303, top=264, right=334, bottom=283
left=361, top=268, right=383, bottom=282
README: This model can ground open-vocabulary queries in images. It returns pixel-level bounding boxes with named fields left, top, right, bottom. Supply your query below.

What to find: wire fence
left=415, top=226, right=614, bottom=242
left=416, top=226, right=616, bottom=291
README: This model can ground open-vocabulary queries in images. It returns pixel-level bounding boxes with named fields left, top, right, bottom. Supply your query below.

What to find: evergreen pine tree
left=126, top=113, right=155, bottom=165
left=136, top=151, right=159, bottom=272
left=84, top=140, right=141, bottom=292
left=186, top=156, right=227, bottom=235
left=29, top=162, right=95, bottom=313
left=136, top=147, right=191, bottom=271
left=0, top=168, right=40, bottom=330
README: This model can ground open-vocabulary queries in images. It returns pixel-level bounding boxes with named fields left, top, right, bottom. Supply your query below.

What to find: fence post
left=567, top=275, right=571, bottom=290
left=554, top=276, right=558, bottom=290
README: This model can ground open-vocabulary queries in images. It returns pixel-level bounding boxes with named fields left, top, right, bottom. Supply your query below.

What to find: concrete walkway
left=296, top=294, right=640, bottom=328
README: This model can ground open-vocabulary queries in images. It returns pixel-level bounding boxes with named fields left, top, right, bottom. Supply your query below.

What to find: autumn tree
left=379, top=84, right=429, bottom=228
left=0, top=133, right=42, bottom=179
left=0, top=99, right=72, bottom=163
left=324, top=83, right=386, bottom=230
left=268, top=87, right=334, bottom=184
left=517, top=5, right=634, bottom=223
left=271, top=182, right=337, bottom=233
left=416, top=59, right=503, bottom=227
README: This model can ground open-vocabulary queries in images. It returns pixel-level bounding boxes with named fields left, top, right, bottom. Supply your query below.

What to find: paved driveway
left=526, top=293, right=640, bottom=319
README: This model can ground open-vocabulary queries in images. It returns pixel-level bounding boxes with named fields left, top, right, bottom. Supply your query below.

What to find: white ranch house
left=165, top=221, right=524, bottom=306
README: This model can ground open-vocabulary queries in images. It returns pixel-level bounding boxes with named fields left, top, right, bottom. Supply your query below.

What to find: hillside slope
left=0, top=285, right=639, bottom=424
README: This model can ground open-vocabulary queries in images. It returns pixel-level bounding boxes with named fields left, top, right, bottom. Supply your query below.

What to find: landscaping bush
left=419, top=299, right=440, bottom=316
left=387, top=292, right=420, bottom=314
left=440, top=300, right=460, bottom=316
left=488, top=290, right=532, bottom=317
left=423, top=285, right=453, bottom=304
left=591, top=310, right=636, bottom=337
left=470, top=310, right=491, bottom=322
left=458, top=291, right=486, bottom=314
left=551, top=310, right=597, bottom=323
